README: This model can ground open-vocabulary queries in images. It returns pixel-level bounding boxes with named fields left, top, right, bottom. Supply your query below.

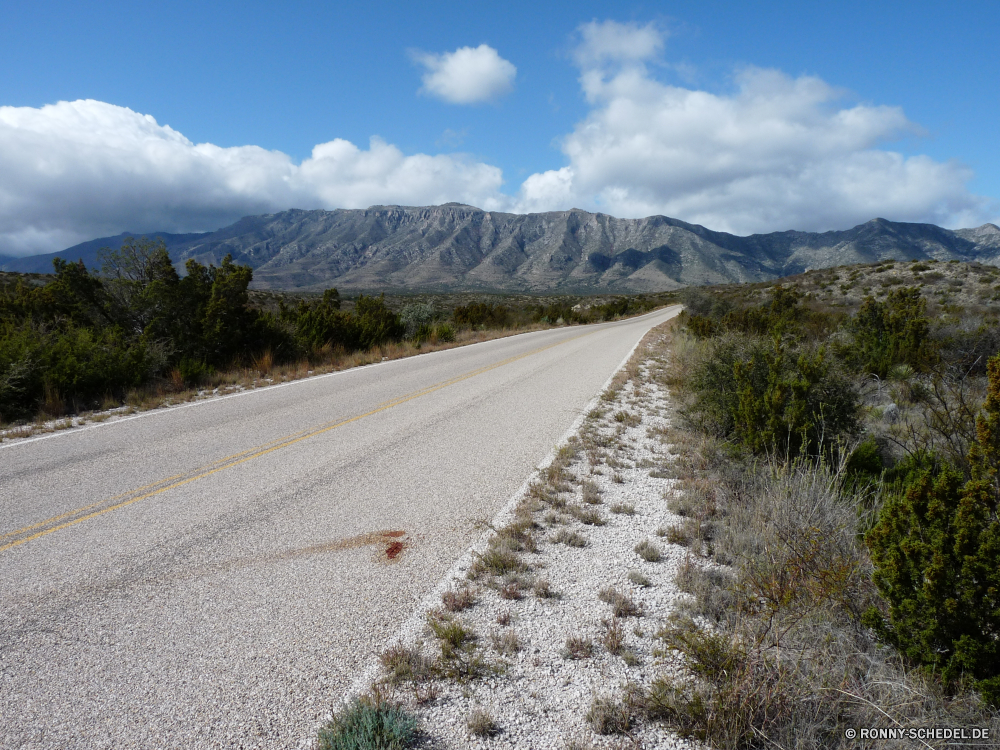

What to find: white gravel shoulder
left=345, top=332, right=699, bottom=749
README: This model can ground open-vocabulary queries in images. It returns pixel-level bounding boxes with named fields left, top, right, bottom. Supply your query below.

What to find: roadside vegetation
left=0, top=237, right=673, bottom=433
left=651, top=260, right=1000, bottom=746
left=336, top=259, right=1000, bottom=748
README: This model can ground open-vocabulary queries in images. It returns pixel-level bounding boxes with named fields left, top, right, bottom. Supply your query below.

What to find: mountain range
left=3, top=204, right=999, bottom=293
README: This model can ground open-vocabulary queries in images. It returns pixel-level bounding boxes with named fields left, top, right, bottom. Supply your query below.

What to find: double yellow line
left=0, top=332, right=589, bottom=555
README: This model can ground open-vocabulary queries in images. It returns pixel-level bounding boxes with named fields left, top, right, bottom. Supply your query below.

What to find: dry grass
left=627, top=570, right=652, bottom=588
left=581, top=479, right=602, bottom=504
left=586, top=696, right=634, bottom=735
left=598, top=586, right=643, bottom=618
left=489, top=629, right=521, bottom=655
left=567, top=504, right=605, bottom=525
left=551, top=528, right=588, bottom=548
left=466, top=707, right=500, bottom=737
left=561, top=635, right=595, bottom=660
left=441, top=587, right=476, bottom=612
left=648, top=380, right=1000, bottom=747
left=634, top=538, right=662, bottom=562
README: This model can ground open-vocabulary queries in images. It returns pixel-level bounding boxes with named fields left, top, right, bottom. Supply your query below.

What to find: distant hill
left=0, top=231, right=211, bottom=275
left=3, top=206, right=998, bottom=292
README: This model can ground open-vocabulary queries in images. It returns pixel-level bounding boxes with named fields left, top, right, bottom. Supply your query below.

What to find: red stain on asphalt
left=385, top=541, right=405, bottom=559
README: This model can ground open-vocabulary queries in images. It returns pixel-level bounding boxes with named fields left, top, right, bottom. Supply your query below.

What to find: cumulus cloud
left=1, top=25, right=995, bottom=257
left=572, top=19, right=664, bottom=69
left=413, top=44, right=516, bottom=104
left=513, top=21, right=994, bottom=234
left=0, top=100, right=506, bottom=255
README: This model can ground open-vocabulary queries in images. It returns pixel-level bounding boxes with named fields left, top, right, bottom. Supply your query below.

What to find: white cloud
left=573, top=20, right=664, bottom=69
left=1, top=28, right=995, bottom=258
left=512, top=22, right=995, bottom=234
left=414, top=44, right=516, bottom=104
left=0, top=99, right=506, bottom=255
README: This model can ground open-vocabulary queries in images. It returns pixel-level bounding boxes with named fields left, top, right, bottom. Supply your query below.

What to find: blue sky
left=1, top=0, right=997, bottom=255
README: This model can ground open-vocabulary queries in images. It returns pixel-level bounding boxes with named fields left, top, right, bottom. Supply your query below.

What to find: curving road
left=0, top=305, right=681, bottom=749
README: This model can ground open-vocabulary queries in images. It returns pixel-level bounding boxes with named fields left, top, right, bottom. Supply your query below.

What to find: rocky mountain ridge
left=4, top=205, right=998, bottom=292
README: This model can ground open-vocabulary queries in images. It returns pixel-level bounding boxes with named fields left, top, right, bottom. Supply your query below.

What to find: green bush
left=454, top=301, right=509, bottom=328
left=865, top=355, right=1000, bottom=706
left=847, top=287, right=934, bottom=377
left=316, top=696, right=418, bottom=750
left=687, top=334, right=858, bottom=458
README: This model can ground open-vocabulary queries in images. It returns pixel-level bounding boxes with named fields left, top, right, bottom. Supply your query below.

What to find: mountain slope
left=3, top=205, right=998, bottom=292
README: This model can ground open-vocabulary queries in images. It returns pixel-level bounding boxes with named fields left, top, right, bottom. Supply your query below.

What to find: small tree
left=866, top=354, right=1000, bottom=706
left=848, top=287, right=933, bottom=377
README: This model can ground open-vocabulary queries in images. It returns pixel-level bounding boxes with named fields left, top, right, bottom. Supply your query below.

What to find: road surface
left=0, top=306, right=681, bottom=749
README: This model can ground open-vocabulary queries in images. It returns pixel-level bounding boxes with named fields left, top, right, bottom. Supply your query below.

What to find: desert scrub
left=441, top=587, right=476, bottom=612
left=466, top=708, right=500, bottom=737
left=634, top=538, right=662, bottom=562
left=614, top=410, right=641, bottom=427
left=581, top=479, right=602, bottom=504
left=489, top=629, right=521, bottom=655
left=562, top=635, right=595, bottom=660
left=468, top=539, right=527, bottom=580
left=552, top=528, right=587, bottom=547
left=425, top=612, right=492, bottom=680
left=586, top=696, right=634, bottom=735
left=567, top=504, right=605, bottom=525
left=601, top=617, right=627, bottom=655
left=627, top=570, right=652, bottom=587
left=532, top=577, right=557, bottom=598
left=609, top=501, right=635, bottom=515
left=598, top=586, right=643, bottom=618
left=664, top=525, right=691, bottom=546
left=317, top=695, right=418, bottom=750
left=379, top=645, right=435, bottom=685
left=865, top=357, right=1000, bottom=705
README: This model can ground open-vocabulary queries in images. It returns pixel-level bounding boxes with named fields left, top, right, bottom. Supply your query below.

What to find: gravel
left=350, top=331, right=699, bottom=749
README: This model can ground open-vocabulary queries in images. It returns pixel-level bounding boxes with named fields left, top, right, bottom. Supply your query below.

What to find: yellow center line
left=0, top=330, right=592, bottom=554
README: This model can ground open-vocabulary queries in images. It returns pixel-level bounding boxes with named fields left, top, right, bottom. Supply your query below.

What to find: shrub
left=865, top=354, right=1000, bottom=705
left=552, top=528, right=587, bottom=547
left=316, top=696, right=417, bottom=750
left=634, top=539, right=662, bottom=562
left=466, top=708, right=500, bottom=737
left=453, top=302, right=509, bottom=328
left=686, top=330, right=859, bottom=459
left=586, top=696, right=633, bottom=735
left=847, top=287, right=934, bottom=377
left=562, top=635, right=595, bottom=660
left=627, top=570, right=651, bottom=588
left=441, top=587, right=476, bottom=612
left=598, top=586, right=643, bottom=617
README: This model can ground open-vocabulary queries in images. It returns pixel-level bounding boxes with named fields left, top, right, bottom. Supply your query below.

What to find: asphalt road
left=0, top=305, right=681, bottom=749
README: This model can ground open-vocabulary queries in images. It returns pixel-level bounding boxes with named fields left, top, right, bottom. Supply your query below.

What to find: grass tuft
left=598, top=586, right=644, bottom=618
left=586, top=696, right=633, bottom=735
left=489, top=629, right=521, bottom=655
left=634, top=538, right=662, bottom=562
left=552, top=528, right=588, bottom=547
left=627, top=570, right=652, bottom=588
left=561, top=635, right=595, bottom=660
left=441, top=587, right=476, bottom=612
left=466, top=708, right=500, bottom=737
left=568, top=504, right=606, bottom=525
